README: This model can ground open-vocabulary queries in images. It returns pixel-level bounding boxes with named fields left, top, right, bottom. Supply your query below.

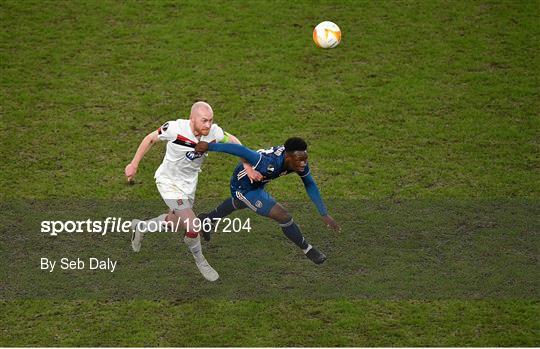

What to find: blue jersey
left=230, top=145, right=310, bottom=191
left=207, top=142, right=327, bottom=216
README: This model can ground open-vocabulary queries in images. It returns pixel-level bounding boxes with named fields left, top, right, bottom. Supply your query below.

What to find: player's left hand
left=322, top=215, right=340, bottom=232
left=195, top=141, right=209, bottom=153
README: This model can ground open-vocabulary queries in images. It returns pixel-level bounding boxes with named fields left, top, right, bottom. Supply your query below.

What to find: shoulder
left=174, top=119, right=197, bottom=138
left=161, top=119, right=182, bottom=129
left=209, top=123, right=225, bottom=140
left=210, top=123, right=223, bottom=133
left=258, top=145, right=285, bottom=156
left=176, top=119, right=190, bottom=130
left=158, top=120, right=179, bottom=134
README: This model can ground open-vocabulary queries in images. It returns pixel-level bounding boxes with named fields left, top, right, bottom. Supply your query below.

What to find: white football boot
left=194, top=256, right=219, bottom=282
left=131, top=219, right=144, bottom=252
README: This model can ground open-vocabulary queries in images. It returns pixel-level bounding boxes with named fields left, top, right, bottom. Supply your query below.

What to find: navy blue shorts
left=231, top=188, right=277, bottom=217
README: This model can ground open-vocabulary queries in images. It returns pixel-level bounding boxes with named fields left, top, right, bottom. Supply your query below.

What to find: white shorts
left=156, top=180, right=195, bottom=211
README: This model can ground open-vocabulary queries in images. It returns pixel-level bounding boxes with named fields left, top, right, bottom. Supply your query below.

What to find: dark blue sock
left=280, top=219, right=309, bottom=250
left=207, top=197, right=241, bottom=220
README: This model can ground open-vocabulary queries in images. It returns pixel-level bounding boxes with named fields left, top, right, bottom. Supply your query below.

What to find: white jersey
left=154, top=119, right=225, bottom=197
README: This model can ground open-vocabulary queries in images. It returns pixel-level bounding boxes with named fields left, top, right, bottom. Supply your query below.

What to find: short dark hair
left=284, top=137, right=307, bottom=152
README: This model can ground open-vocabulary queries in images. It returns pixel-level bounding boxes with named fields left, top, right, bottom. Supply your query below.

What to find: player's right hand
left=322, top=215, right=341, bottom=232
left=125, top=163, right=137, bottom=182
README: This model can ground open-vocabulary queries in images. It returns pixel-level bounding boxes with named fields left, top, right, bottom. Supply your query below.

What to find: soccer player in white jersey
left=124, top=101, right=260, bottom=281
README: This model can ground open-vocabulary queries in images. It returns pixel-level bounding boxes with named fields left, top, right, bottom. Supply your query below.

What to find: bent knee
left=268, top=204, right=292, bottom=224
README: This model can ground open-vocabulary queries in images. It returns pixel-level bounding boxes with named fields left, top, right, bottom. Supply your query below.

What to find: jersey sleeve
left=157, top=121, right=176, bottom=141
left=210, top=124, right=226, bottom=143
left=207, top=142, right=262, bottom=167
left=300, top=166, right=328, bottom=216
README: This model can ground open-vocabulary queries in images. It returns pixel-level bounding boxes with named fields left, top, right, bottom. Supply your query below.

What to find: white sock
left=184, top=235, right=204, bottom=261
left=302, top=244, right=313, bottom=254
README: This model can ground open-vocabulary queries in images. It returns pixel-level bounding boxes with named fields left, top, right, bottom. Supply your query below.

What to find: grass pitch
left=1, top=0, right=539, bottom=346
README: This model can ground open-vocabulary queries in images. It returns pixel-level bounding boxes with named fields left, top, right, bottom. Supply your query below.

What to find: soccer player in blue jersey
left=194, top=137, right=340, bottom=264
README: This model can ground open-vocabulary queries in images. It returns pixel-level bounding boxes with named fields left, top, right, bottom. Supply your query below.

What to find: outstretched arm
left=196, top=141, right=262, bottom=168
left=301, top=173, right=340, bottom=231
left=125, top=130, right=159, bottom=182
left=223, top=133, right=263, bottom=182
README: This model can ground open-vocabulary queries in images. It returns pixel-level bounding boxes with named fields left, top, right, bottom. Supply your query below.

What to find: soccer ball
left=313, top=21, right=341, bottom=49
